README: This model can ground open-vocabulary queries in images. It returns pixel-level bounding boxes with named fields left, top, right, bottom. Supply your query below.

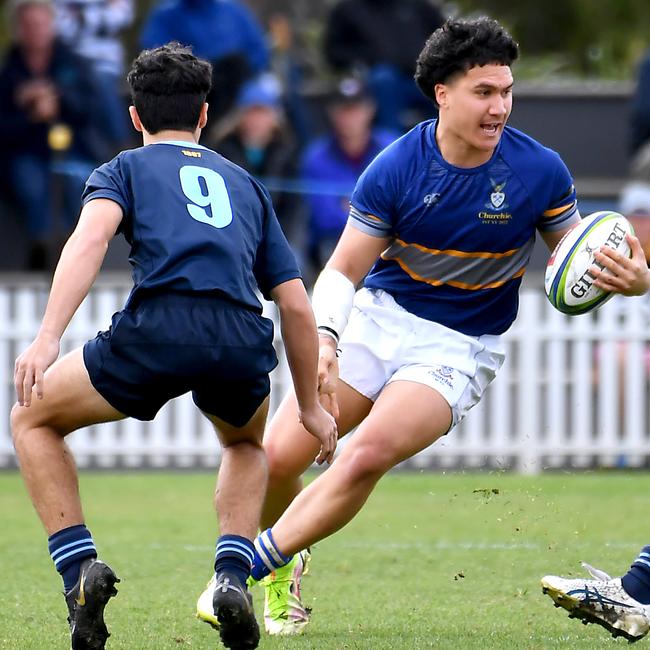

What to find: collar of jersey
left=426, top=119, right=503, bottom=175
left=151, top=140, right=209, bottom=150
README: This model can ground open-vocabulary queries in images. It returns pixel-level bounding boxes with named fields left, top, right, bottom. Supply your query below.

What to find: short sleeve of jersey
left=348, top=144, right=399, bottom=238
left=82, top=155, right=132, bottom=219
left=537, top=152, right=580, bottom=232
left=253, top=182, right=301, bottom=299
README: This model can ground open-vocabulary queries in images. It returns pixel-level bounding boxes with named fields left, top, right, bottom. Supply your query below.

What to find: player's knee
left=10, top=401, right=68, bottom=447
left=10, top=401, right=33, bottom=449
left=339, top=442, right=394, bottom=485
left=266, top=443, right=304, bottom=486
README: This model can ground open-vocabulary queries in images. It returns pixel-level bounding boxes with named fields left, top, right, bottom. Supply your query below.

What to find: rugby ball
left=544, top=211, right=634, bottom=315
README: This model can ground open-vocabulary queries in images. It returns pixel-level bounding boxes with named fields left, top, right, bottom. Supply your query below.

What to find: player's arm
left=314, top=223, right=389, bottom=346
left=270, top=278, right=338, bottom=464
left=312, top=224, right=390, bottom=414
left=14, top=199, right=122, bottom=406
left=539, top=227, right=571, bottom=253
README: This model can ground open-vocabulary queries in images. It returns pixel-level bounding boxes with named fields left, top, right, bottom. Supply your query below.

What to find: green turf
left=1, top=470, right=648, bottom=649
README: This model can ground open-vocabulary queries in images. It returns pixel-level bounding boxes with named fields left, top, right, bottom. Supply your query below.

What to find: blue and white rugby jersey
left=82, top=141, right=300, bottom=312
left=350, top=120, right=580, bottom=335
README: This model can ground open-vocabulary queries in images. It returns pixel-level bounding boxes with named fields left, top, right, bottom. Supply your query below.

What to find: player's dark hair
left=415, top=17, right=519, bottom=103
left=127, top=42, right=212, bottom=134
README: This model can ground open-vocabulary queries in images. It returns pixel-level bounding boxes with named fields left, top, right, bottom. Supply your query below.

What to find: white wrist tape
left=311, top=269, right=356, bottom=343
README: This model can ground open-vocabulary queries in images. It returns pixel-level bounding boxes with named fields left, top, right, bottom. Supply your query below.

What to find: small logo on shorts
left=428, top=365, right=454, bottom=388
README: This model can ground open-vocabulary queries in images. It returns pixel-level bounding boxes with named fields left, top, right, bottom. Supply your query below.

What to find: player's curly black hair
left=415, top=17, right=519, bottom=104
left=127, top=42, right=212, bottom=134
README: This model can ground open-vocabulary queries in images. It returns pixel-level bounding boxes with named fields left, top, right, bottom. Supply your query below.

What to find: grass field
left=1, top=470, right=648, bottom=649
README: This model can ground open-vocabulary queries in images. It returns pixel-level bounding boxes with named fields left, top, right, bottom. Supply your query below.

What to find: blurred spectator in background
left=267, top=11, right=311, bottom=147
left=210, top=73, right=306, bottom=264
left=620, top=150, right=650, bottom=262
left=54, top=0, right=134, bottom=153
left=630, top=47, right=650, bottom=158
left=606, top=140, right=650, bottom=438
left=625, top=46, right=650, bottom=260
left=0, top=0, right=96, bottom=270
left=140, top=0, right=270, bottom=125
left=300, top=77, right=397, bottom=279
left=324, top=0, right=444, bottom=133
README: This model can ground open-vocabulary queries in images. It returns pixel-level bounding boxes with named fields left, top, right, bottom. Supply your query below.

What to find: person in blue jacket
left=140, top=0, right=270, bottom=122
left=300, top=77, right=397, bottom=278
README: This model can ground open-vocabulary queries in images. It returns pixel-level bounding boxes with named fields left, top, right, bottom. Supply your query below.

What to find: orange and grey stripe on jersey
left=380, top=238, right=534, bottom=290
left=349, top=205, right=393, bottom=237
left=539, top=187, right=579, bottom=231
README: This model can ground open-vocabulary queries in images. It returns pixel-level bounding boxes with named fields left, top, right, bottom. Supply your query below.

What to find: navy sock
left=214, top=535, right=254, bottom=588
left=622, top=546, right=650, bottom=604
left=250, top=528, right=292, bottom=581
left=48, top=524, right=97, bottom=593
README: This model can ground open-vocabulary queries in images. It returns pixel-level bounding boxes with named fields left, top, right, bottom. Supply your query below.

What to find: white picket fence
left=0, top=275, right=648, bottom=473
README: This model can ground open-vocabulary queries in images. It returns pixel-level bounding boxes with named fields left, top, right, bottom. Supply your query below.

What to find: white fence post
left=0, top=289, right=12, bottom=466
left=514, top=292, right=542, bottom=474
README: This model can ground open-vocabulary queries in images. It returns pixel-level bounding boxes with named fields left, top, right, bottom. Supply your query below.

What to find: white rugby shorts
left=338, top=288, right=506, bottom=428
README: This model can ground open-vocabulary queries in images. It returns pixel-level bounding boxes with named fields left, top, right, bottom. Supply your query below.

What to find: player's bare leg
left=270, top=380, right=452, bottom=554
left=11, top=347, right=125, bottom=531
left=228, top=381, right=370, bottom=636
left=11, top=347, right=125, bottom=650
left=261, top=381, right=372, bottom=529
left=206, top=400, right=270, bottom=539
left=250, top=381, right=449, bottom=636
left=203, top=401, right=271, bottom=650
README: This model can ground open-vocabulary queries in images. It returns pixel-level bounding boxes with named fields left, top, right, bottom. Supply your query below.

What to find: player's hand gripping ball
left=545, top=211, right=634, bottom=314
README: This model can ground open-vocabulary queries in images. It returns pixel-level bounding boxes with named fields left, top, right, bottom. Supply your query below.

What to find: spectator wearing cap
left=140, top=0, right=270, bottom=124
left=300, top=77, right=398, bottom=277
left=323, top=0, right=444, bottom=132
left=210, top=73, right=306, bottom=263
left=0, top=0, right=96, bottom=269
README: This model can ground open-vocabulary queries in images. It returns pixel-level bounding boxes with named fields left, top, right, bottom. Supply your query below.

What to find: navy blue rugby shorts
left=83, top=293, right=277, bottom=427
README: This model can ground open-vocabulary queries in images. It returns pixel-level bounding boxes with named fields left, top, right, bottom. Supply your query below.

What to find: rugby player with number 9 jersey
left=11, top=42, right=337, bottom=650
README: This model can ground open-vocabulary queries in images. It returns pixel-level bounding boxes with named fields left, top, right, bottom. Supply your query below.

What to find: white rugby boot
left=542, top=562, right=650, bottom=642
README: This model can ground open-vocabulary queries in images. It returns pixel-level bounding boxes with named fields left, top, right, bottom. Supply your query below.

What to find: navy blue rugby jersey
left=350, top=120, right=580, bottom=336
left=82, top=141, right=300, bottom=312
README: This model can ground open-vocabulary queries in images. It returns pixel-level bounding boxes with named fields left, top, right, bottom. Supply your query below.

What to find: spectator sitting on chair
left=140, top=0, right=270, bottom=125
left=210, top=73, right=306, bottom=267
left=324, top=0, right=444, bottom=132
left=267, top=10, right=313, bottom=147
left=0, top=0, right=96, bottom=270
left=300, top=77, right=397, bottom=279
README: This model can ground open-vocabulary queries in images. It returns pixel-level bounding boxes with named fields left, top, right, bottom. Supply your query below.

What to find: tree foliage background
left=453, top=0, right=650, bottom=78
left=2, top=0, right=650, bottom=80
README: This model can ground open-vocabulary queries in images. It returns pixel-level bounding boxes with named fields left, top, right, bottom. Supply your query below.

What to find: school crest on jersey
left=487, top=179, right=508, bottom=210
left=478, top=178, right=512, bottom=225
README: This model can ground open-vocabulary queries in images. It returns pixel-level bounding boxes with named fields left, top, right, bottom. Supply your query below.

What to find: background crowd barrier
left=0, top=277, right=648, bottom=473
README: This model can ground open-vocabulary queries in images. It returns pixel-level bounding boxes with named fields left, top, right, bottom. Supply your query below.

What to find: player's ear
left=129, top=105, right=143, bottom=132
left=198, top=102, right=209, bottom=129
left=434, top=83, right=448, bottom=109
